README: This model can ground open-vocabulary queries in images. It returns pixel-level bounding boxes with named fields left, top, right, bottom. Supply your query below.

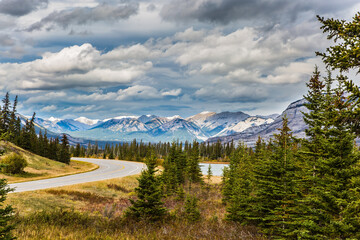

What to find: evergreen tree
left=184, top=194, right=201, bottom=222
left=58, top=134, right=70, bottom=164
left=251, top=117, right=301, bottom=238
left=0, top=179, right=15, bottom=240
left=226, top=145, right=255, bottom=225
left=186, top=141, right=203, bottom=184
left=126, top=153, right=167, bottom=221
left=298, top=72, right=360, bottom=239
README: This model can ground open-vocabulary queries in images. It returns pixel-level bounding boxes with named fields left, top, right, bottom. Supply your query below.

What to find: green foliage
left=316, top=12, right=360, bottom=136
left=184, top=195, right=201, bottom=222
left=298, top=70, right=360, bottom=239
left=0, top=179, right=15, bottom=239
left=186, top=141, right=203, bottom=184
left=1, top=153, right=27, bottom=174
left=58, top=134, right=70, bottom=164
left=125, top=153, right=167, bottom=221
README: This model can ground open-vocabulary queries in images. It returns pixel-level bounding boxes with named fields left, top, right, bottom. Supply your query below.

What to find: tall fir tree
left=58, top=134, right=70, bottom=164
left=126, top=152, right=167, bottom=221
left=250, top=116, right=301, bottom=238
left=186, top=141, right=203, bottom=184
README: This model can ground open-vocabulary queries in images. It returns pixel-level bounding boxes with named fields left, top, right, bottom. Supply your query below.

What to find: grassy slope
left=0, top=141, right=97, bottom=183
left=7, top=175, right=262, bottom=240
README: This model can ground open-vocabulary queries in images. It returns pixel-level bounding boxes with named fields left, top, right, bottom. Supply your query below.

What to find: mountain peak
left=47, top=117, right=62, bottom=123
left=75, top=117, right=100, bottom=126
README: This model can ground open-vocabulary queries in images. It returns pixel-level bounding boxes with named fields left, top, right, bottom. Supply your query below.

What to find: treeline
left=0, top=93, right=70, bottom=164
left=126, top=13, right=360, bottom=239
left=222, top=68, right=360, bottom=238
left=71, top=139, right=236, bottom=162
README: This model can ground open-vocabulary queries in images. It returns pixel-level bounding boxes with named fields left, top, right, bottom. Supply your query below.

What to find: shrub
left=1, top=153, right=27, bottom=174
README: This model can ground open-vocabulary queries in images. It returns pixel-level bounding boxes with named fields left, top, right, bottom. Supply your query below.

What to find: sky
left=0, top=0, right=359, bottom=120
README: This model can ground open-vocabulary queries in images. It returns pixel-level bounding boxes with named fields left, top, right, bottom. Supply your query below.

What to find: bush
left=1, top=153, right=27, bottom=174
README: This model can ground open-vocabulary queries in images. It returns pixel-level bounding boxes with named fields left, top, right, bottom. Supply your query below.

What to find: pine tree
left=58, top=134, right=70, bottom=164
left=126, top=153, right=167, bottom=221
left=251, top=116, right=301, bottom=238
left=298, top=70, right=360, bottom=238
left=184, top=194, right=201, bottom=222
left=186, top=141, right=203, bottom=184
left=226, top=145, right=255, bottom=225
left=0, top=179, right=15, bottom=239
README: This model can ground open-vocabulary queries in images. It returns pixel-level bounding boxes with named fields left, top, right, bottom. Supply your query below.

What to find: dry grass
left=7, top=175, right=264, bottom=239
left=0, top=141, right=97, bottom=183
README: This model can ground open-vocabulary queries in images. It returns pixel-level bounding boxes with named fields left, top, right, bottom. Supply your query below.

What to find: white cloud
left=0, top=43, right=153, bottom=90
left=161, top=88, right=182, bottom=96
left=41, top=104, right=57, bottom=111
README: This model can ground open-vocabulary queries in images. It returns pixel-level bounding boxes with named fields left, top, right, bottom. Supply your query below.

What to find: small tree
left=184, top=194, right=201, bottom=222
left=58, top=134, right=70, bottom=164
left=0, top=179, right=15, bottom=239
left=125, top=153, right=167, bottom=221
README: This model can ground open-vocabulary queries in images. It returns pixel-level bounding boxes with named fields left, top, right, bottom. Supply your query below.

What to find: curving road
left=9, top=158, right=145, bottom=193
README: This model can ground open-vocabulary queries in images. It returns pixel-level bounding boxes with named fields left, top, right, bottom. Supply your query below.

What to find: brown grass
left=0, top=141, right=97, bottom=183
left=6, top=175, right=264, bottom=239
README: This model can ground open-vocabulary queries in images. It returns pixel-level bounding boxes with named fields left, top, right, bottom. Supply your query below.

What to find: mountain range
left=30, top=110, right=279, bottom=144
left=19, top=97, right=312, bottom=146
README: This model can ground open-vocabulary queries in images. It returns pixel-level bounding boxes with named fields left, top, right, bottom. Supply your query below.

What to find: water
left=200, top=163, right=229, bottom=177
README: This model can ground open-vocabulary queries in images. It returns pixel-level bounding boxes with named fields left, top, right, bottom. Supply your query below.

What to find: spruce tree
left=298, top=69, right=360, bottom=238
left=186, top=141, right=203, bottom=184
left=0, top=179, right=15, bottom=240
left=126, top=153, right=167, bottom=221
left=184, top=194, right=201, bottom=222
left=251, top=116, right=301, bottom=238
left=226, top=144, right=255, bottom=225
left=58, top=134, right=70, bottom=164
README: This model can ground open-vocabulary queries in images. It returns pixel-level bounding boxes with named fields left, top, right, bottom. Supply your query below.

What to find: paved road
left=9, top=158, right=145, bottom=193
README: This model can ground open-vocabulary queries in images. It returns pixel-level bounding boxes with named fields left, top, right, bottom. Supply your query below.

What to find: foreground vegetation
left=6, top=175, right=261, bottom=240
left=0, top=141, right=97, bottom=183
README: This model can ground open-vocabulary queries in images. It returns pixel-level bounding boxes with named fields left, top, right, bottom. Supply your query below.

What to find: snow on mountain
left=165, top=115, right=182, bottom=121
left=207, top=99, right=308, bottom=146
left=215, top=117, right=275, bottom=137
left=190, top=111, right=251, bottom=136
left=33, top=109, right=279, bottom=143
left=186, top=111, right=216, bottom=126
left=47, top=117, right=62, bottom=123
left=75, top=117, right=100, bottom=126
left=138, top=115, right=157, bottom=123
left=144, top=117, right=171, bottom=130
left=91, top=118, right=148, bottom=132
left=103, top=115, right=139, bottom=122
left=150, top=118, right=209, bottom=142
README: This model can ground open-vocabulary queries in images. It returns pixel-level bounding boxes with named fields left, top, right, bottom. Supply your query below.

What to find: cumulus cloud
left=26, top=3, right=138, bottom=31
left=0, top=43, right=152, bottom=90
left=162, top=27, right=324, bottom=84
left=0, top=0, right=48, bottom=16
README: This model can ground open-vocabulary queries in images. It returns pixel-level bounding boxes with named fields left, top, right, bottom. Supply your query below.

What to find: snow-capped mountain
left=33, top=110, right=278, bottom=143
left=207, top=99, right=308, bottom=146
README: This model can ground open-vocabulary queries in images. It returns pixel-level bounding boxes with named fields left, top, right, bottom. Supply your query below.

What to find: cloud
left=0, top=0, right=48, bottom=16
left=0, top=43, right=152, bottom=90
left=26, top=3, right=139, bottom=31
left=161, top=88, right=182, bottom=96
left=163, top=27, right=323, bottom=85
left=0, top=34, right=14, bottom=46
left=160, top=0, right=358, bottom=25
left=41, top=105, right=57, bottom=112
